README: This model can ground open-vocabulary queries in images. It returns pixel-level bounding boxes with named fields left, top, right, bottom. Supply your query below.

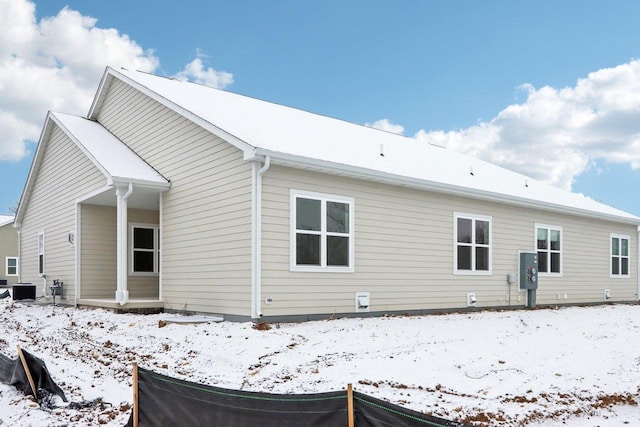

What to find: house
left=0, top=215, right=19, bottom=287
left=14, top=66, right=640, bottom=321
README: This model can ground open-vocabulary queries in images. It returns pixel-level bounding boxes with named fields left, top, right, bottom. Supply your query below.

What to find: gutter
left=252, top=148, right=640, bottom=226
left=251, top=156, right=270, bottom=319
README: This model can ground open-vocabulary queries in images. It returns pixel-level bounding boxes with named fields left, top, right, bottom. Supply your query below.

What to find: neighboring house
left=14, top=67, right=640, bottom=321
left=0, top=215, right=19, bottom=287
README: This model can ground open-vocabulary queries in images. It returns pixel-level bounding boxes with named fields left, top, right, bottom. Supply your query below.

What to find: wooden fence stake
left=16, top=346, right=38, bottom=401
left=133, top=363, right=139, bottom=427
left=347, top=383, right=354, bottom=427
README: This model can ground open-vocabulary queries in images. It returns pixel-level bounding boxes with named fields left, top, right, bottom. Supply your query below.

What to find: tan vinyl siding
left=260, top=165, right=638, bottom=317
left=19, top=126, right=106, bottom=301
left=0, top=223, right=19, bottom=285
left=97, top=79, right=253, bottom=316
left=80, top=206, right=159, bottom=299
left=80, top=204, right=115, bottom=298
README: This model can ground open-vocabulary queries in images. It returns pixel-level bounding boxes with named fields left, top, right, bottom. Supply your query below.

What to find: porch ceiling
left=82, top=186, right=161, bottom=210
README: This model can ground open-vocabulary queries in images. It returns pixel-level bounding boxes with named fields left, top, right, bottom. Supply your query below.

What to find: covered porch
left=77, top=180, right=168, bottom=309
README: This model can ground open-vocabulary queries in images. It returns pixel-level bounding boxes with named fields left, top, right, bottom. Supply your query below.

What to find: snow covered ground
left=0, top=296, right=639, bottom=426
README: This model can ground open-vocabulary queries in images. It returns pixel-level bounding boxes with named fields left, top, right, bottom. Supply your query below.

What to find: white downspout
left=637, top=226, right=639, bottom=301
left=74, top=203, right=80, bottom=307
left=16, top=227, right=21, bottom=283
left=252, top=156, right=270, bottom=319
left=116, top=183, right=133, bottom=305
left=158, top=192, right=163, bottom=302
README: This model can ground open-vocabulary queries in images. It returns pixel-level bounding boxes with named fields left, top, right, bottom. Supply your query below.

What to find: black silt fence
left=353, top=391, right=467, bottom=427
left=0, top=348, right=67, bottom=403
left=126, top=367, right=469, bottom=427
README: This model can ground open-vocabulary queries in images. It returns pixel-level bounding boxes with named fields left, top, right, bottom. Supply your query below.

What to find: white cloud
left=0, top=0, right=159, bottom=161
left=0, top=0, right=232, bottom=162
left=365, top=119, right=405, bottom=135
left=174, top=51, right=234, bottom=89
left=415, top=59, right=640, bottom=191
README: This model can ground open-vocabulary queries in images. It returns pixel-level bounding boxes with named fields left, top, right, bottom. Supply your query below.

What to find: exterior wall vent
left=355, top=292, right=370, bottom=313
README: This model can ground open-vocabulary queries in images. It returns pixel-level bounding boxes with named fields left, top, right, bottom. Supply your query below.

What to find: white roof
left=51, top=112, right=169, bottom=188
left=0, top=215, right=14, bottom=227
left=92, top=68, right=639, bottom=224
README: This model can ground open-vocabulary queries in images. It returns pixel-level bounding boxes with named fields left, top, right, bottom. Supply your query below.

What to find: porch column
left=115, top=183, right=133, bottom=304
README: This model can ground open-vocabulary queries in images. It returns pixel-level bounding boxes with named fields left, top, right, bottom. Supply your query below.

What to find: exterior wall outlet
left=264, top=296, right=273, bottom=305
left=355, top=292, right=370, bottom=313
left=467, top=292, right=477, bottom=307
left=604, top=289, right=611, bottom=301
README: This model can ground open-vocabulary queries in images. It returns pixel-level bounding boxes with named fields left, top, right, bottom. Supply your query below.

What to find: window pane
left=537, top=228, right=548, bottom=250
left=622, top=258, right=629, bottom=275
left=39, top=254, right=44, bottom=274
left=476, top=247, right=489, bottom=271
left=621, top=239, right=629, bottom=256
left=296, top=233, right=320, bottom=265
left=550, top=230, right=560, bottom=251
left=457, top=218, right=472, bottom=243
left=134, top=251, right=154, bottom=272
left=611, top=238, right=619, bottom=256
left=296, top=198, right=321, bottom=231
left=612, top=257, right=619, bottom=275
left=475, top=220, right=489, bottom=245
left=327, top=202, right=349, bottom=233
left=134, top=228, right=155, bottom=250
left=537, top=251, right=547, bottom=273
left=7, top=258, right=17, bottom=275
left=457, top=246, right=472, bottom=270
left=550, top=252, right=561, bottom=273
left=327, top=236, right=349, bottom=266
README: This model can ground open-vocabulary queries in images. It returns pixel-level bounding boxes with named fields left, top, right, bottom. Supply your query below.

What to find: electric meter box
left=519, top=252, right=539, bottom=290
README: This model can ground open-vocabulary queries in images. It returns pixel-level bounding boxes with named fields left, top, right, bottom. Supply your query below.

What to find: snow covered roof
left=50, top=112, right=169, bottom=188
left=0, top=215, right=14, bottom=227
left=15, top=112, right=169, bottom=226
left=90, top=67, right=639, bottom=224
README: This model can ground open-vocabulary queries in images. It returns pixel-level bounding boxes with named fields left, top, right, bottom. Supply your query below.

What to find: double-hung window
left=291, top=190, right=354, bottom=272
left=536, top=224, right=562, bottom=275
left=5, top=257, right=18, bottom=276
left=454, top=212, right=491, bottom=274
left=38, top=232, right=45, bottom=276
left=130, top=224, right=160, bottom=275
left=611, top=234, right=630, bottom=277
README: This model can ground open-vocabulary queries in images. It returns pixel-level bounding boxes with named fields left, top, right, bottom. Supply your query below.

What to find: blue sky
left=2, top=0, right=640, bottom=215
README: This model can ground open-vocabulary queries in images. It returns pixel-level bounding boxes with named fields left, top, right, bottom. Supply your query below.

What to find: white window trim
left=5, top=257, right=18, bottom=276
left=38, top=231, right=45, bottom=276
left=610, top=233, right=630, bottom=278
left=453, top=212, right=492, bottom=275
left=129, top=223, right=160, bottom=276
left=290, top=189, right=355, bottom=273
left=535, top=223, right=563, bottom=277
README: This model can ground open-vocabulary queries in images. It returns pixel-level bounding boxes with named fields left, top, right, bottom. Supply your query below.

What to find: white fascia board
left=109, top=176, right=171, bottom=190
left=254, top=148, right=640, bottom=226
left=97, top=68, right=256, bottom=156
left=87, top=67, right=115, bottom=120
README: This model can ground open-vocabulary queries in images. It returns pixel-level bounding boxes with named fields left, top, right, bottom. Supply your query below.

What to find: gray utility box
left=519, top=252, right=538, bottom=290
left=519, top=252, right=538, bottom=308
